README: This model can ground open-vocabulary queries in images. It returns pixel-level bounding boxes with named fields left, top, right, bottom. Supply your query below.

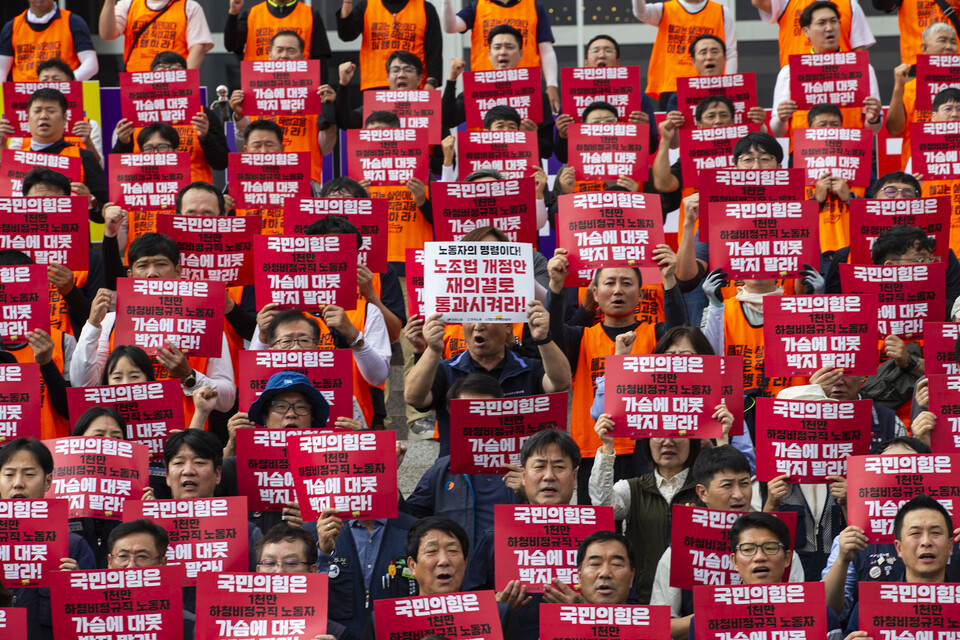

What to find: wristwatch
left=349, top=331, right=365, bottom=350
left=182, top=369, right=198, bottom=389
left=901, top=353, right=919, bottom=372
left=532, top=331, right=553, bottom=346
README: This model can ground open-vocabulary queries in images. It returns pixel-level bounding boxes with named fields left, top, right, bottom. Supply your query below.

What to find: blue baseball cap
left=248, top=371, right=330, bottom=428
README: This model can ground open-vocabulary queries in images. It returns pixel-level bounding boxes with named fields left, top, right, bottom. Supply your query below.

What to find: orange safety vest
left=244, top=1, right=313, bottom=61
left=237, top=207, right=283, bottom=235
left=776, top=0, right=854, bottom=67
left=470, top=0, right=541, bottom=73
left=10, top=329, right=69, bottom=439
left=123, top=0, right=190, bottom=73
left=571, top=323, right=657, bottom=458
left=801, top=185, right=866, bottom=254
left=369, top=184, right=433, bottom=262
left=723, top=297, right=805, bottom=396
left=250, top=114, right=323, bottom=184
left=11, top=9, right=81, bottom=82
left=719, top=278, right=796, bottom=301
left=359, top=0, right=428, bottom=90
left=133, top=124, right=212, bottom=183
left=646, top=0, right=725, bottom=99
left=312, top=303, right=375, bottom=426
left=125, top=210, right=170, bottom=261
left=898, top=0, right=960, bottom=65
left=20, top=138, right=84, bottom=182
left=442, top=322, right=524, bottom=359
left=49, top=271, right=89, bottom=337
left=577, top=285, right=665, bottom=327
left=922, top=178, right=960, bottom=256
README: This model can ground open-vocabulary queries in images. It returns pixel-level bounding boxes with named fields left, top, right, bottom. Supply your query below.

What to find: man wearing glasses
left=106, top=518, right=169, bottom=570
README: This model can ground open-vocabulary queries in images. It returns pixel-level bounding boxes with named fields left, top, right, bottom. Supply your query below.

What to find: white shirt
left=755, top=0, right=876, bottom=51
left=768, top=62, right=881, bottom=137
left=633, top=0, right=738, bottom=73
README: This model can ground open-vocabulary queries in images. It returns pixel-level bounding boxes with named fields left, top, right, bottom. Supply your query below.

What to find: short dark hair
left=871, top=224, right=935, bottom=264
left=270, top=29, right=305, bottom=53
left=364, top=111, right=401, bottom=128
left=319, top=176, right=370, bottom=198
left=461, top=226, right=509, bottom=242
left=71, top=407, right=128, bottom=438
left=407, top=516, right=470, bottom=561
left=695, top=95, right=734, bottom=123
left=733, top=131, right=783, bottom=165
left=520, top=428, right=581, bottom=469
left=163, top=430, right=223, bottom=470
left=872, top=436, right=931, bottom=455
left=933, top=87, right=960, bottom=112
left=464, top=168, right=504, bottom=182
left=587, top=35, right=621, bottom=59
left=447, top=374, right=504, bottom=411
left=639, top=437, right=701, bottom=471
left=304, top=215, right=364, bottom=250
left=101, top=345, right=155, bottom=385
left=244, top=119, right=285, bottom=145
left=137, top=122, right=180, bottom=150
left=806, top=103, right=843, bottom=127
left=799, top=1, right=841, bottom=28
left=582, top=101, right=619, bottom=122
left=893, top=494, right=952, bottom=541
left=0, top=438, right=53, bottom=476
left=653, top=326, right=715, bottom=355
left=175, top=182, right=225, bottom=216
left=483, top=105, right=521, bottom=129
left=107, top=519, right=169, bottom=556
left=150, top=51, right=187, bottom=70
left=692, top=445, right=750, bottom=487
left=729, top=512, right=792, bottom=552
left=592, top=267, right=643, bottom=289
left=266, top=309, right=321, bottom=345
left=689, top=34, right=726, bottom=58
left=0, top=250, right=32, bottom=266
left=22, top=168, right=71, bottom=196
left=385, top=50, right=423, bottom=75
left=36, top=58, right=76, bottom=80
left=872, top=171, right=922, bottom=198
left=576, top=530, right=636, bottom=570
left=128, top=232, right=180, bottom=267
left=26, top=87, right=68, bottom=115
left=487, top=24, right=523, bottom=48
left=255, top=523, right=319, bottom=566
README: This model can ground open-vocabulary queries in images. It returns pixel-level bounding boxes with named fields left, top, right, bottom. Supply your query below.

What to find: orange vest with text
left=11, top=9, right=81, bottom=81
left=470, top=0, right=540, bottom=73
left=898, top=0, right=960, bottom=65
left=133, top=125, right=212, bottom=183
left=646, top=0, right=725, bottom=99
left=369, top=184, right=433, bottom=262
left=313, top=303, right=374, bottom=426
left=723, top=297, right=804, bottom=396
left=802, top=185, right=867, bottom=254
left=20, top=138, right=84, bottom=182
left=11, top=329, right=68, bottom=439
left=923, top=179, right=960, bottom=256
left=571, top=323, right=657, bottom=458
left=49, top=272, right=89, bottom=337
left=250, top=114, right=323, bottom=183
left=359, top=0, right=428, bottom=90
left=123, top=0, right=190, bottom=72
left=244, top=1, right=313, bottom=61
left=776, top=0, right=853, bottom=67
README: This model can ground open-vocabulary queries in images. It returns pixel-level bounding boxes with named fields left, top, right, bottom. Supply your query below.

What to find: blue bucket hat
left=248, top=371, right=330, bottom=428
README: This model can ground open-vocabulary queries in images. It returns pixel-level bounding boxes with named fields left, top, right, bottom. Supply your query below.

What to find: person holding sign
left=554, top=101, right=644, bottom=195
left=0, top=437, right=96, bottom=640
left=33, top=58, right=104, bottom=165
left=918, top=87, right=960, bottom=251
left=0, top=0, right=98, bottom=81
left=225, top=0, right=332, bottom=68
left=750, top=0, right=874, bottom=67
left=105, top=518, right=168, bottom=570
left=334, top=51, right=433, bottom=130
left=98, top=0, right=214, bottom=72
left=575, top=531, right=639, bottom=605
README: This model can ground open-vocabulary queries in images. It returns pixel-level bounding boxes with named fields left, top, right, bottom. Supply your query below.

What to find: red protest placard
left=693, top=583, right=827, bottom=640
left=859, top=583, right=960, bottom=639
left=678, top=124, right=752, bottom=188
left=793, top=128, right=874, bottom=187
left=374, top=591, right=504, bottom=640
left=0, top=362, right=41, bottom=444
left=457, top=130, right=539, bottom=180
left=762, top=295, right=880, bottom=376
left=556, top=191, right=665, bottom=286
left=241, top=60, right=322, bottom=116
left=603, top=355, right=725, bottom=439
left=228, top=152, right=311, bottom=210
left=236, top=428, right=318, bottom=511
left=924, top=322, right=960, bottom=375
left=406, top=247, right=424, bottom=319
left=449, top=393, right=567, bottom=474
left=156, top=214, right=260, bottom=287
left=670, top=506, right=798, bottom=591
left=365, top=89, right=441, bottom=144
left=238, top=349, right=353, bottom=425
left=50, top=565, right=184, bottom=640
left=66, top=381, right=185, bottom=461
left=125, top=497, right=250, bottom=585
left=432, top=178, right=538, bottom=244
left=789, top=51, right=870, bottom=109
left=839, top=263, right=946, bottom=338
left=722, top=356, right=745, bottom=437
left=916, top=54, right=960, bottom=111
left=927, top=374, right=960, bottom=453
left=568, top=123, right=649, bottom=181
left=0, top=609, right=26, bottom=637
left=698, top=169, right=805, bottom=237
left=347, top=128, right=430, bottom=186
left=0, top=196, right=90, bottom=270
left=196, top=572, right=328, bottom=640
left=494, top=504, right=615, bottom=592
left=560, top=66, right=644, bottom=122
left=2, top=81, right=84, bottom=136
left=45, top=437, right=149, bottom=520
left=0, top=148, right=81, bottom=196
left=108, top=153, right=192, bottom=211
left=282, top=197, right=389, bottom=273
left=120, top=68, right=201, bottom=126
left=540, top=604, right=671, bottom=640
left=422, top=241, right=534, bottom=323
left=754, top=398, right=872, bottom=482
left=847, top=453, right=960, bottom=542
left=0, top=263, right=48, bottom=343
left=708, top=200, right=820, bottom=279
left=289, top=430, right=398, bottom=521
left=676, top=73, right=760, bottom=129
left=464, top=67, right=543, bottom=127
left=848, top=197, right=951, bottom=264
left=114, top=278, right=226, bottom=357
left=911, top=121, right=960, bottom=180
left=0, top=499, right=68, bottom=588
left=253, top=234, right=358, bottom=310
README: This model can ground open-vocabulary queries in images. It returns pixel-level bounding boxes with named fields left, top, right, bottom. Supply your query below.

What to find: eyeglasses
left=270, top=400, right=312, bottom=416
left=271, top=337, right=318, bottom=349
left=887, top=256, right=934, bottom=264
left=142, top=143, right=174, bottom=153
left=111, top=553, right=162, bottom=566
left=735, top=542, right=785, bottom=556
left=736, top=155, right=778, bottom=168
left=388, top=65, right=418, bottom=76
left=257, top=559, right=309, bottom=570
left=879, top=186, right=918, bottom=198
